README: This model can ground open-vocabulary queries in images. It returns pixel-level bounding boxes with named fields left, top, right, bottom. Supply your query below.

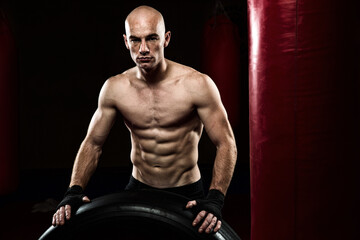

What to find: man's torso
left=109, top=60, right=204, bottom=188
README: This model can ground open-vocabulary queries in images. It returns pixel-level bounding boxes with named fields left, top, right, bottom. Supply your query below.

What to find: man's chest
left=115, top=83, right=196, bottom=128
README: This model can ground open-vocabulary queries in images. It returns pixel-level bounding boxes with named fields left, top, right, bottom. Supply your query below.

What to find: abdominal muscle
left=129, top=124, right=202, bottom=188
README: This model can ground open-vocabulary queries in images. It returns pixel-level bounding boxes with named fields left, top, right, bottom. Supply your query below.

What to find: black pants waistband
left=125, top=175, right=205, bottom=200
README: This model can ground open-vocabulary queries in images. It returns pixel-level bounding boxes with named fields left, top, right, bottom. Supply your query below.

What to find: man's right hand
left=52, top=185, right=90, bottom=226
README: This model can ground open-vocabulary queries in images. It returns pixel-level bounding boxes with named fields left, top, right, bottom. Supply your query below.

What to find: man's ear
left=123, top=34, right=129, bottom=49
left=164, top=31, right=171, bottom=48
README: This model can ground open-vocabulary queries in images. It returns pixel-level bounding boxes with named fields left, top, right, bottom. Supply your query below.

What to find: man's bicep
left=85, top=106, right=117, bottom=147
left=85, top=78, right=119, bottom=146
left=198, top=103, right=231, bottom=146
left=195, top=78, right=232, bottom=146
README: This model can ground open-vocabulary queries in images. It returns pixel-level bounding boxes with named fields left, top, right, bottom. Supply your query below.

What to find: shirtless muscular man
left=52, top=5, right=237, bottom=234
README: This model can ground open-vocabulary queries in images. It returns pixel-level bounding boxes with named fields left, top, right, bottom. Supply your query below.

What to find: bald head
left=125, top=6, right=166, bottom=36
left=123, top=6, right=171, bottom=71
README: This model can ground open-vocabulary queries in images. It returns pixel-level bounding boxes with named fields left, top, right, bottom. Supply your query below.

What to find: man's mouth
left=137, top=57, right=152, bottom=62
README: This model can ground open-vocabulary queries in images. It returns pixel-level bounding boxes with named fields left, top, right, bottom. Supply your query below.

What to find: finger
left=213, top=220, right=222, bottom=232
left=59, top=206, right=65, bottom=225
left=83, top=196, right=90, bottom=202
left=205, top=216, right=218, bottom=233
left=186, top=200, right=197, bottom=209
left=55, top=210, right=60, bottom=226
left=199, top=213, right=214, bottom=233
left=65, top=205, right=71, bottom=220
left=193, top=210, right=207, bottom=226
left=52, top=214, right=56, bottom=226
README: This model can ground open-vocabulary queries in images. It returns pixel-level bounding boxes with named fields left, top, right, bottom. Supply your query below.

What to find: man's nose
left=139, top=39, right=149, bottom=55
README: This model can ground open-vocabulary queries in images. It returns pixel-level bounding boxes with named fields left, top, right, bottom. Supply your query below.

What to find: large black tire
left=39, top=189, right=241, bottom=240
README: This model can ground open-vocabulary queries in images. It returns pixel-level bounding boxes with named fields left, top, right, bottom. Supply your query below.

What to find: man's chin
left=137, top=63, right=154, bottom=71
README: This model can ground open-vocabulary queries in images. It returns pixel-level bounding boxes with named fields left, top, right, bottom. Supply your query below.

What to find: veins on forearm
left=210, top=142, right=237, bottom=195
left=70, top=141, right=102, bottom=188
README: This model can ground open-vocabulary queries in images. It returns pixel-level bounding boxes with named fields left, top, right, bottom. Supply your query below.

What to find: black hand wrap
left=56, top=185, right=85, bottom=211
left=195, top=189, right=225, bottom=220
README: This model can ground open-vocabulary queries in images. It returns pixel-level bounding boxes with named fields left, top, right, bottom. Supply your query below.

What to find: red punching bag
left=0, top=11, right=18, bottom=195
left=202, top=14, right=241, bottom=127
left=249, top=0, right=359, bottom=239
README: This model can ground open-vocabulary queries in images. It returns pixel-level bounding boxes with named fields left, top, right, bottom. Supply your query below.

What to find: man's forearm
left=69, top=139, right=102, bottom=189
left=210, top=140, right=237, bottom=195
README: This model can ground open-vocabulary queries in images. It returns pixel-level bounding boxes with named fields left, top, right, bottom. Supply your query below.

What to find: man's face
left=123, top=15, right=170, bottom=71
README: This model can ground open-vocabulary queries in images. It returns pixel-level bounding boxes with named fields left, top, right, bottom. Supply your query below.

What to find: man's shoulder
left=100, top=69, right=137, bottom=100
left=108, top=68, right=136, bottom=83
left=180, top=69, right=212, bottom=90
left=168, top=61, right=217, bottom=101
left=98, top=69, right=137, bottom=107
left=168, top=60, right=210, bottom=84
left=104, top=67, right=137, bottom=89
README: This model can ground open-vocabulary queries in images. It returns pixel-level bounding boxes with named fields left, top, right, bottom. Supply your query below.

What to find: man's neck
left=137, top=59, right=169, bottom=84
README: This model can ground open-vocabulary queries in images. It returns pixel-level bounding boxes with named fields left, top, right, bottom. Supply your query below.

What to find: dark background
left=4, top=0, right=248, bottom=170
left=0, top=0, right=250, bottom=239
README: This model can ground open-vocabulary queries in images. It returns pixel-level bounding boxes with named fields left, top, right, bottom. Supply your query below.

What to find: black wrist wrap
left=195, top=189, right=225, bottom=220
left=56, top=185, right=85, bottom=211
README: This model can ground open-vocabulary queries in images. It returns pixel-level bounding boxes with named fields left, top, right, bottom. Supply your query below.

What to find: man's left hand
left=186, top=200, right=222, bottom=233
left=185, top=189, right=225, bottom=234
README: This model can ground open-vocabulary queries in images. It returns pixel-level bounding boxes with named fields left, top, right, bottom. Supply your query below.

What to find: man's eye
left=131, top=39, right=140, bottom=42
left=148, top=37, right=158, bottom=41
